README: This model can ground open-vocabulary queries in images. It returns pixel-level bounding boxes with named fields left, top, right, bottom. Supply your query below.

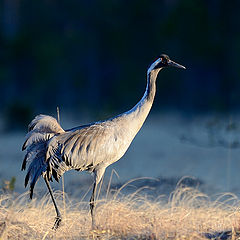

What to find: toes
left=52, top=216, right=62, bottom=230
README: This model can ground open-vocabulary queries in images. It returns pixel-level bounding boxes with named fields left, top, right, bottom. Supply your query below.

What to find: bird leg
left=44, top=178, right=62, bottom=230
left=90, top=168, right=105, bottom=229
left=90, top=181, right=97, bottom=229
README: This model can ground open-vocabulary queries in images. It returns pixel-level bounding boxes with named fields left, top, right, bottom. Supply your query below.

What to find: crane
left=21, top=54, right=185, bottom=230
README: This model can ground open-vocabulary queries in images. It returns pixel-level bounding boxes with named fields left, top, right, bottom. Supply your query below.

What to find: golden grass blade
left=106, top=169, right=119, bottom=199
left=57, top=106, right=66, bottom=220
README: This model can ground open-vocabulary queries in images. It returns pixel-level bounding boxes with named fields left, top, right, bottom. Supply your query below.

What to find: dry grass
left=0, top=184, right=240, bottom=240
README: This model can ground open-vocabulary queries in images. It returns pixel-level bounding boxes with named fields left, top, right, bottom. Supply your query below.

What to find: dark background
left=1, top=0, right=240, bottom=130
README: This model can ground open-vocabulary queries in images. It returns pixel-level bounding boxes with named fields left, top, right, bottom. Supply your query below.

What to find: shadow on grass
left=204, top=230, right=240, bottom=240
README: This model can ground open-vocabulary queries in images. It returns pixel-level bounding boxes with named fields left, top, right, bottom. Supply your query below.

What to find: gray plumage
left=22, top=116, right=64, bottom=195
left=21, top=54, right=185, bottom=229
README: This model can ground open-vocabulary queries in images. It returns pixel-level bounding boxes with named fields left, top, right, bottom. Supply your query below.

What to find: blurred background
left=1, top=0, right=240, bottom=198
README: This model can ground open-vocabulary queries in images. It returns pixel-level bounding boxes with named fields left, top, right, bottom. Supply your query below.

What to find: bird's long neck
left=145, top=69, right=160, bottom=103
left=122, top=68, right=161, bottom=133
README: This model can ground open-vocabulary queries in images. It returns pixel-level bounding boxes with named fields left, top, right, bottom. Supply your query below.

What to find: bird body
left=22, top=54, right=185, bottom=229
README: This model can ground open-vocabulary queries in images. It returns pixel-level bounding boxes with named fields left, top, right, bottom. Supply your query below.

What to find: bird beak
left=168, top=60, right=186, bottom=69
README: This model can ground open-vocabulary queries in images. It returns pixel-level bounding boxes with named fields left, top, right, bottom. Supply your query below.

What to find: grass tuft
left=0, top=185, right=240, bottom=239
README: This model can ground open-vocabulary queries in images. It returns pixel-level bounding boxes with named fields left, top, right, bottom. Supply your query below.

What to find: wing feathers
left=28, top=114, right=64, bottom=133
left=23, top=115, right=120, bottom=198
left=47, top=123, right=115, bottom=180
left=22, top=114, right=65, bottom=198
left=22, top=132, right=53, bottom=151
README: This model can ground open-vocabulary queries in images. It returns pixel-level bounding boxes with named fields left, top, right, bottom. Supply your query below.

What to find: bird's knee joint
left=90, top=201, right=95, bottom=209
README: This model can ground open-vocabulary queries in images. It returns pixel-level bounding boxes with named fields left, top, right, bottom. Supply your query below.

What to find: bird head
left=148, top=54, right=186, bottom=74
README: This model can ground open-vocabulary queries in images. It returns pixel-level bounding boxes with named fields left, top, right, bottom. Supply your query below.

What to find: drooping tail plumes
left=22, top=115, right=65, bottom=198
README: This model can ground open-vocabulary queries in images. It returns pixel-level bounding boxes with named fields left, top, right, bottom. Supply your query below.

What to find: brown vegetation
left=0, top=186, right=240, bottom=240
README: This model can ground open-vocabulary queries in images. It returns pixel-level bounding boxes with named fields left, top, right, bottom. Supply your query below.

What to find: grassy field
left=0, top=184, right=240, bottom=240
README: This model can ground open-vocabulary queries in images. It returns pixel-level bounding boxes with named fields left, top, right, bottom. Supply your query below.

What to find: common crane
left=21, top=54, right=185, bottom=229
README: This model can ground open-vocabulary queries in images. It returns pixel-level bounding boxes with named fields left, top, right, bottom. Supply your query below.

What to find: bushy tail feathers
left=22, top=115, right=64, bottom=198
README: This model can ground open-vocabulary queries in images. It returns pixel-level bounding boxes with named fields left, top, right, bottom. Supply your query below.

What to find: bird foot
left=52, top=216, right=62, bottom=230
